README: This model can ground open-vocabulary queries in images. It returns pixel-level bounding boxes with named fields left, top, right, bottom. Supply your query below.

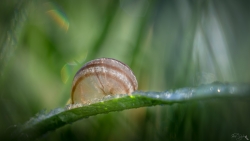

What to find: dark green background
left=0, top=0, right=249, bottom=140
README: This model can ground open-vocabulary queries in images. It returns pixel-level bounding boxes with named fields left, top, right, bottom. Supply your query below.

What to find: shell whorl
left=71, top=58, right=138, bottom=104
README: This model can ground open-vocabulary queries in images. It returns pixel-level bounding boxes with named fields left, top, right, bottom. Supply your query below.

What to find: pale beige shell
left=71, top=58, right=138, bottom=104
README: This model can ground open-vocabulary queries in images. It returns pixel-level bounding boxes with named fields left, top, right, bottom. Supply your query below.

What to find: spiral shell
left=71, top=58, right=138, bottom=104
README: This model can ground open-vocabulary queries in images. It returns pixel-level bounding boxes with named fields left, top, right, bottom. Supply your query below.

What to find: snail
left=71, top=58, right=138, bottom=104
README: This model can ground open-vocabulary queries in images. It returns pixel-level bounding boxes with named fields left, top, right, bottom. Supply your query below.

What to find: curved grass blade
left=10, top=82, right=250, bottom=140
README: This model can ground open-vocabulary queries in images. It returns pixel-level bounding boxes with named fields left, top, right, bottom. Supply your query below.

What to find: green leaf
left=10, top=83, right=250, bottom=140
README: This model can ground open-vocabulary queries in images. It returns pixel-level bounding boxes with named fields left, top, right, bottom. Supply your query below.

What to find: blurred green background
left=0, top=0, right=250, bottom=140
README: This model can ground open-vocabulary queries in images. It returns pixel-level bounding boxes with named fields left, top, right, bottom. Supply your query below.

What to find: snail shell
left=71, top=58, right=138, bottom=104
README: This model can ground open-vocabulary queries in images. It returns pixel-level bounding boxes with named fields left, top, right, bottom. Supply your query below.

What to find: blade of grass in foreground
left=10, top=82, right=250, bottom=140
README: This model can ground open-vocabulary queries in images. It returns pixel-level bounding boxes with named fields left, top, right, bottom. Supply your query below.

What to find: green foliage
left=1, top=0, right=250, bottom=141
left=8, top=83, right=250, bottom=140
